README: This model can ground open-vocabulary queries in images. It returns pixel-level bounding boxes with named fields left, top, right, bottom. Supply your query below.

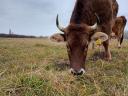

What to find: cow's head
left=50, top=15, right=108, bottom=75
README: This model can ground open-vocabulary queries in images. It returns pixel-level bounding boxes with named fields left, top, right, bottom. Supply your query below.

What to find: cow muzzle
left=70, top=68, right=85, bottom=75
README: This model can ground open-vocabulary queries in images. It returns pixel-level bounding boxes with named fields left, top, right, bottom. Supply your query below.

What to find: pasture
left=0, top=38, right=128, bottom=96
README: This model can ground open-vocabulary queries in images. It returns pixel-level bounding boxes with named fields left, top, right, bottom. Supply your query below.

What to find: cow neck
left=70, top=0, right=95, bottom=26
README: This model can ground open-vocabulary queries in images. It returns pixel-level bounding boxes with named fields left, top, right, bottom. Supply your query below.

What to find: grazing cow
left=50, top=0, right=118, bottom=75
left=111, top=16, right=127, bottom=48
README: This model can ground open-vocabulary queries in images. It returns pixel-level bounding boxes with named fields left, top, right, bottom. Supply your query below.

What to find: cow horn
left=88, top=13, right=100, bottom=31
left=89, top=22, right=98, bottom=30
left=91, top=22, right=97, bottom=30
left=56, top=14, right=65, bottom=32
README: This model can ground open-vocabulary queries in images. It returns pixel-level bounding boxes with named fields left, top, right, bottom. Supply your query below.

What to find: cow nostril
left=70, top=68, right=76, bottom=74
left=79, top=68, right=85, bottom=74
left=70, top=68, right=85, bottom=75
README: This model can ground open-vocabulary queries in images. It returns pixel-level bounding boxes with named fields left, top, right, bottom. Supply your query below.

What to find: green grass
left=0, top=38, right=128, bottom=96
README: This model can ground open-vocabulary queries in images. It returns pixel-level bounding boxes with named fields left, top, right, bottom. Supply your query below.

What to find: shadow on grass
left=89, top=51, right=104, bottom=61
left=89, top=51, right=119, bottom=61
left=45, top=59, right=70, bottom=71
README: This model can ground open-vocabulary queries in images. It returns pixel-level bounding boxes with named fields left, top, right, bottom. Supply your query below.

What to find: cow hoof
left=104, top=52, right=112, bottom=61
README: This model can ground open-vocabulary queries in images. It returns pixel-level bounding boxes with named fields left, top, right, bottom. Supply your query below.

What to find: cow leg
left=103, top=40, right=112, bottom=60
left=117, top=37, right=121, bottom=48
left=117, top=33, right=123, bottom=48
left=117, top=33, right=124, bottom=48
left=101, top=24, right=112, bottom=60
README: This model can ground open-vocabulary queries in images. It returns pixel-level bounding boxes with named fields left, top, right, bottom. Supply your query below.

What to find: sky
left=0, top=0, right=128, bottom=36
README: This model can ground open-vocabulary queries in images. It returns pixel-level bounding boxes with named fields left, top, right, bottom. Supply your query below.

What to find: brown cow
left=111, top=16, right=127, bottom=48
left=50, top=0, right=118, bottom=75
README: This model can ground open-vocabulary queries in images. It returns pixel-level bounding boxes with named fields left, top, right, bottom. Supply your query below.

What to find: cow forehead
left=66, top=31, right=89, bottom=40
left=66, top=32, right=89, bottom=45
left=66, top=28, right=89, bottom=38
left=67, top=24, right=89, bottom=32
left=65, top=24, right=90, bottom=44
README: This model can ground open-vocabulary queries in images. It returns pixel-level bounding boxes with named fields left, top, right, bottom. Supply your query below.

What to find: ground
left=0, top=38, right=128, bottom=96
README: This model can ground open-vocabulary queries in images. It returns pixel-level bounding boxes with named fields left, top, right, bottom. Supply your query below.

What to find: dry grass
left=0, top=38, right=128, bottom=96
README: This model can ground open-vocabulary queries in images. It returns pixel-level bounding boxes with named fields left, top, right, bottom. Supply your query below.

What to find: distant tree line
left=0, top=33, right=49, bottom=38
left=0, top=33, right=36, bottom=38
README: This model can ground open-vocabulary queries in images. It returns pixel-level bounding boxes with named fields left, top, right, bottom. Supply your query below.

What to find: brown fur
left=92, top=0, right=118, bottom=49
left=67, top=0, right=118, bottom=70
left=71, top=0, right=113, bottom=26
left=112, top=0, right=119, bottom=19
left=112, top=16, right=127, bottom=47
left=53, top=0, right=119, bottom=73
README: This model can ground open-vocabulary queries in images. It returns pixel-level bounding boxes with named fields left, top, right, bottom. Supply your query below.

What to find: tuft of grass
left=0, top=38, right=128, bottom=96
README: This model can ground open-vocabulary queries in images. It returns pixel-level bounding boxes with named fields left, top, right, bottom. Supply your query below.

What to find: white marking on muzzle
left=69, top=68, right=86, bottom=74
left=69, top=68, right=75, bottom=73
left=79, top=68, right=86, bottom=74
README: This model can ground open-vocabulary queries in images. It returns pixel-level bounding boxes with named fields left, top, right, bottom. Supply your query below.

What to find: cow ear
left=91, top=32, right=108, bottom=44
left=49, top=33, right=66, bottom=42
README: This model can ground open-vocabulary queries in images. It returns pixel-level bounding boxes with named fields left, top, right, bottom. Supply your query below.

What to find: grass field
left=0, top=38, right=128, bottom=96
